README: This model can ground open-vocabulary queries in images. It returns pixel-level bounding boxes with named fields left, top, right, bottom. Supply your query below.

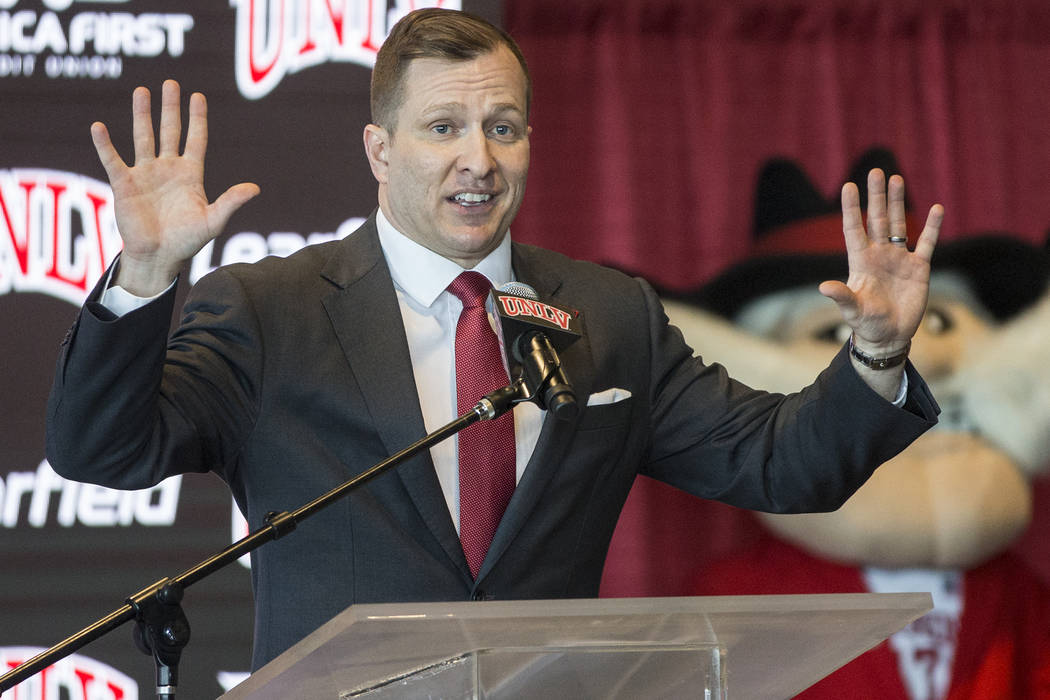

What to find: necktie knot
left=448, top=270, right=492, bottom=309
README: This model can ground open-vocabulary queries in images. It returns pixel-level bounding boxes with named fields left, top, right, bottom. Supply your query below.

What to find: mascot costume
left=666, top=150, right=1050, bottom=699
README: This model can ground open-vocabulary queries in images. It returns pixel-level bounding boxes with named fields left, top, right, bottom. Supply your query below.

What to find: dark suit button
left=471, top=590, right=486, bottom=601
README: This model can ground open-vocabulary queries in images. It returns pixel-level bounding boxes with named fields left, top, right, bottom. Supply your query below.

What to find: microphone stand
left=0, top=382, right=525, bottom=700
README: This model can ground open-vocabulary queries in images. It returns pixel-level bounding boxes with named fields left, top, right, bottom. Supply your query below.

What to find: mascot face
left=661, top=150, right=1050, bottom=570
left=694, top=269, right=1047, bottom=569
left=735, top=273, right=990, bottom=372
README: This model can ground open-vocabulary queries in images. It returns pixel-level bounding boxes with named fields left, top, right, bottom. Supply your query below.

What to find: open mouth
left=449, top=191, right=494, bottom=207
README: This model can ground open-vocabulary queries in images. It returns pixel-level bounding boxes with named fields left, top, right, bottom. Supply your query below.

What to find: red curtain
left=504, top=0, right=1050, bottom=596
left=507, top=0, right=1050, bottom=288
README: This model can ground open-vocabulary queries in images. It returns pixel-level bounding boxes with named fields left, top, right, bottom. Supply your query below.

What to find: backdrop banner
left=1, top=2, right=500, bottom=698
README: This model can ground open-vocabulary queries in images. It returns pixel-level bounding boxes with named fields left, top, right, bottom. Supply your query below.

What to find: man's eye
left=491, top=123, right=519, bottom=138
left=432, top=124, right=452, bottom=135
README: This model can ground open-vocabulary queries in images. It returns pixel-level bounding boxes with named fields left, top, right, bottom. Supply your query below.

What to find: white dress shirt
left=374, top=209, right=544, bottom=530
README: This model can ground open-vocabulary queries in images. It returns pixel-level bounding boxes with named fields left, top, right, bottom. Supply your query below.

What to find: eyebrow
left=420, top=102, right=525, bottom=120
left=488, top=102, right=526, bottom=117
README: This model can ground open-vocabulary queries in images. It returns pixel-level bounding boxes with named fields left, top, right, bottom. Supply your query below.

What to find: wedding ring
left=888, top=236, right=907, bottom=244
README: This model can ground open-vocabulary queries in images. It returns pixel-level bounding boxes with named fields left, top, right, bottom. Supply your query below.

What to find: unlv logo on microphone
left=497, top=295, right=573, bottom=331
left=0, top=169, right=121, bottom=306
left=230, top=0, right=461, bottom=100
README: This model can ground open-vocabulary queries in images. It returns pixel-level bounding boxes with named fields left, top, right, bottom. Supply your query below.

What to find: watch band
left=848, top=334, right=910, bottom=370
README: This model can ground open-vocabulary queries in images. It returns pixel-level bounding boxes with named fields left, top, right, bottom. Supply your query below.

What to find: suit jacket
left=46, top=214, right=939, bottom=668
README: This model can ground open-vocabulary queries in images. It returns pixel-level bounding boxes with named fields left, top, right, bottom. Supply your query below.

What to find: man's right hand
left=91, top=79, right=260, bottom=296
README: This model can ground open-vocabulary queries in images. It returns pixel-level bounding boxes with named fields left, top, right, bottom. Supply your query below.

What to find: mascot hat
left=691, top=147, right=1050, bottom=322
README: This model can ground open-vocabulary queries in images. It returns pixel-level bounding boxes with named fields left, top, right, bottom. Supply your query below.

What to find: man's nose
left=457, top=129, right=496, bottom=178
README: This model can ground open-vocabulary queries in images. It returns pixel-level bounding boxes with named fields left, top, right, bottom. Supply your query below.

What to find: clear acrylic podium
left=220, top=593, right=931, bottom=699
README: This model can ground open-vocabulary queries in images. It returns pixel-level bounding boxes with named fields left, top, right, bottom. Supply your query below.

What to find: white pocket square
left=586, top=387, right=633, bottom=406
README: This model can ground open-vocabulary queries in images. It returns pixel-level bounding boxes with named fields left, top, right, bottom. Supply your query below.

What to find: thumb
left=819, top=280, right=867, bottom=332
left=208, top=182, right=261, bottom=233
left=818, top=280, right=857, bottom=311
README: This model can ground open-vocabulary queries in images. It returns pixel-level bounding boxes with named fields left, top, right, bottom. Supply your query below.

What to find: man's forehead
left=400, top=48, right=527, bottom=101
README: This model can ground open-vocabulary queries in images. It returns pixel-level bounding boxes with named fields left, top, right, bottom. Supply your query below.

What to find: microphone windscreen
left=499, top=281, right=539, bottom=300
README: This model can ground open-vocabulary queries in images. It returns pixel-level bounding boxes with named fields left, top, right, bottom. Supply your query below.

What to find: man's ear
left=363, top=124, right=390, bottom=184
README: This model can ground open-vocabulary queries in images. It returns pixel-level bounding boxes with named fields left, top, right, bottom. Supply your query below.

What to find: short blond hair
left=370, top=8, right=531, bottom=131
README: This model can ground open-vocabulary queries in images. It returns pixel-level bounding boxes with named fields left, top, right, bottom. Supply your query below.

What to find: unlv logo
left=1, top=647, right=138, bottom=700
left=231, top=0, right=461, bottom=100
left=0, top=169, right=121, bottom=306
left=498, top=295, right=573, bottom=331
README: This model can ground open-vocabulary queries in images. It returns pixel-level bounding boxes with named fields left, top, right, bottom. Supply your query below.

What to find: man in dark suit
left=46, top=9, right=942, bottom=669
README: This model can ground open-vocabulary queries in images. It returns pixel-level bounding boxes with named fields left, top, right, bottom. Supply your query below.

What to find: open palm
left=819, top=169, right=944, bottom=353
left=92, top=80, right=259, bottom=295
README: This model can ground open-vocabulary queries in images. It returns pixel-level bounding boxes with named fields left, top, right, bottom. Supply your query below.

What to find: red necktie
left=447, top=271, right=516, bottom=579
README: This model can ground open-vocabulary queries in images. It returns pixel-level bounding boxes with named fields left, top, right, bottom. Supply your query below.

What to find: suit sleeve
left=635, top=277, right=939, bottom=513
left=46, top=267, right=263, bottom=490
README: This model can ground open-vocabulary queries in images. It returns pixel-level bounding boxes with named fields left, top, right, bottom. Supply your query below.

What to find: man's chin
left=440, top=227, right=507, bottom=261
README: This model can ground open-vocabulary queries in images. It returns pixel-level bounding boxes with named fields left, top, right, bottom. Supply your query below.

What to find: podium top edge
left=341, top=592, right=933, bottom=622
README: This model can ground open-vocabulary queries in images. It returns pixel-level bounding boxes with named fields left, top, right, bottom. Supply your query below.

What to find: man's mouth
left=450, top=192, right=493, bottom=207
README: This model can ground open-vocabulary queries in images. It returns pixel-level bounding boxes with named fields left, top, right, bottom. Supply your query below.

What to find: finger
left=866, top=168, right=888, bottom=241
left=840, top=181, right=866, bottom=251
left=887, top=174, right=907, bottom=244
left=183, top=91, right=208, bottom=163
left=131, top=86, right=155, bottom=164
left=158, top=79, right=182, bottom=157
left=207, top=182, right=261, bottom=233
left=912, top=203, right=944, bottom=262
left=90, top=121, right=128, bottom=180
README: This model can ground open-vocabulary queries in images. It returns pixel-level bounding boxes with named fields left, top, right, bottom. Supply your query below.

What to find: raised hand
left=91, top=79, right=259, bottom=296
left=818, top=168, right=943, bottom=397
left=819, top=168, right=943, bottom=348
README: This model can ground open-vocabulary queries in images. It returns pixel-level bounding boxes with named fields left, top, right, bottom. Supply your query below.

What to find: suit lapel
left=476, top=244, right=599, bottom=581
left=321, top=217, right=471, bottom=581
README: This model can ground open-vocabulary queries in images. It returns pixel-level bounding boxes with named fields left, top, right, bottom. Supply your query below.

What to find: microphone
left=487, top=282, right=582, bottom=421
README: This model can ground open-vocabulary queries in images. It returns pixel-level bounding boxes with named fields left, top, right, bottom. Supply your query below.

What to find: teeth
left=453, top=192, right=491, bottom=204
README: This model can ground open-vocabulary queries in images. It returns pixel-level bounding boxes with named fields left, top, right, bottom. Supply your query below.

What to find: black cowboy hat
left=677, top=147, right=1050, bottom=322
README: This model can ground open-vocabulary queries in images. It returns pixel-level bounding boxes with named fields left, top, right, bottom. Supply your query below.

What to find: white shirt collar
left=375, top=208, right=514, bottom=306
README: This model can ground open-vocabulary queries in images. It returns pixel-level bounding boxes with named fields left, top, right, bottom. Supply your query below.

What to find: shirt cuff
left=100, top=280, right=175, bottom=316
left=891, top=372, right=909, bottom=408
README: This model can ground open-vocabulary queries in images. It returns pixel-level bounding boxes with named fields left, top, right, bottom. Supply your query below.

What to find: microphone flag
left=486, top=286, right=583, bottom=358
